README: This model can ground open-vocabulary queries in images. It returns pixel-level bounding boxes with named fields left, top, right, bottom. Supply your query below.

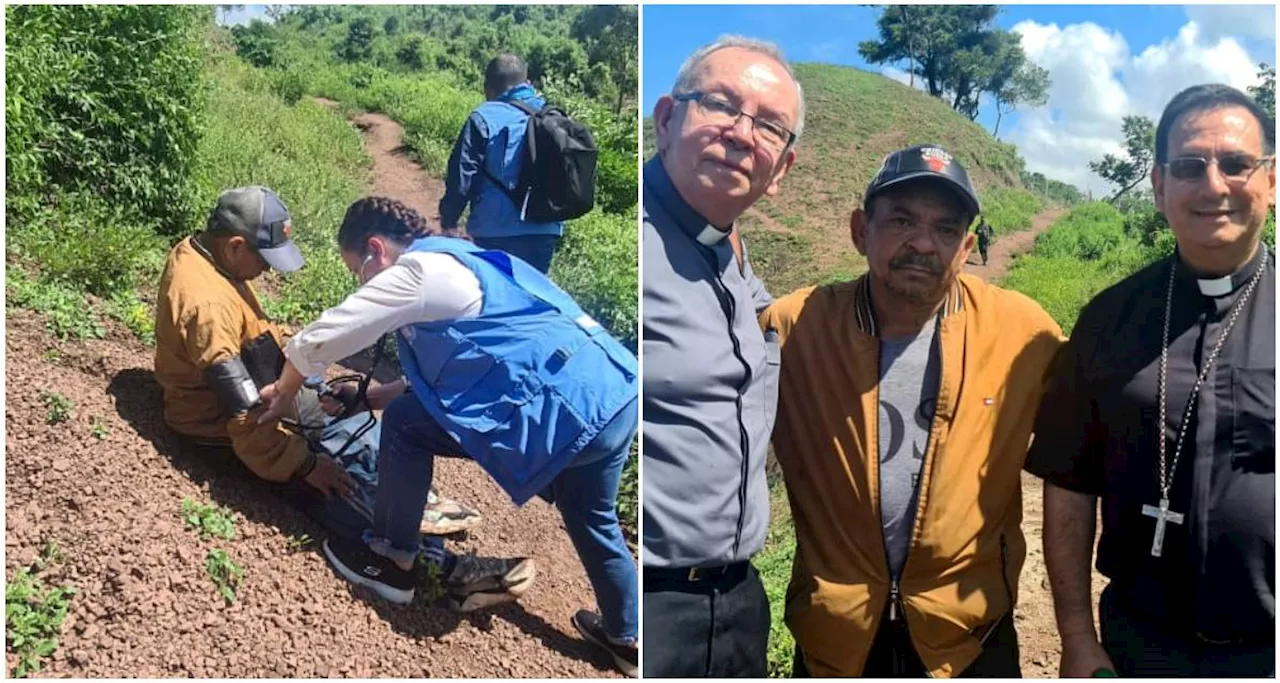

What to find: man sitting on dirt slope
left=438, top=53, right=563, bottom=275
left=153, top=185, right=531, bottom=610
left=760, top=144, right=1065, bottom=677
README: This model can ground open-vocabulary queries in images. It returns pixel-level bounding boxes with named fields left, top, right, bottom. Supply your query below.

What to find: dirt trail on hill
left=964, top=207, right=1065, bottom=281
left=5, top=102, right=621, bottom=678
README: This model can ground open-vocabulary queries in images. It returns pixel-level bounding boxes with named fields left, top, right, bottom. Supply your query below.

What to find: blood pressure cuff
left=205, top=332, right=287, bottom=417
left=205, top=355, right=263, bottom=416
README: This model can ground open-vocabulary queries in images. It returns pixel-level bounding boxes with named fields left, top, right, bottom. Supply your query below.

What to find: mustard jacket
left=760, top=273, right=1064, bottom=677
left=154, top=236, right=310, bottom=482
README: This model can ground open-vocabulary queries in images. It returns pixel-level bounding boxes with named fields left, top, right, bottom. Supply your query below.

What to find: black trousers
left=1100, top=583, right=1275, bottom=677
left=978, top=242, right=990, bottom=263
left=642, top=562, right=771, bottom=677
left=792, top=607, right=1020, bottom=678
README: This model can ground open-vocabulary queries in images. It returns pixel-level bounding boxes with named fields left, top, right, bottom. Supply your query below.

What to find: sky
left=643, top=4, right=1277, bottom=196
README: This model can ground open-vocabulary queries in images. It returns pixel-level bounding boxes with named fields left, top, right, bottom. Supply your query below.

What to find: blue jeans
left=368, top=392, right=639, bottom=643
left=473, top=234, right=560, bottom=274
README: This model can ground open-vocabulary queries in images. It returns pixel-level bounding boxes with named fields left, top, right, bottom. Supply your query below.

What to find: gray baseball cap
left=207, top=186, right=304, bottom=273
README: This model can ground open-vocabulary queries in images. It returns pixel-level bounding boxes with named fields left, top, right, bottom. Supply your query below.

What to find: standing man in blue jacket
left=439, top=54, right=563, bottom=274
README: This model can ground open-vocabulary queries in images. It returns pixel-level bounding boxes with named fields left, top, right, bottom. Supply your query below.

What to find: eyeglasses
left=673, top=91, right=796, bottom=151
left=1165, top=153, right=1274, bottom=182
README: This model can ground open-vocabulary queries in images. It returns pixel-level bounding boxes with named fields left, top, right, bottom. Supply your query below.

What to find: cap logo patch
left=921, top=147, right=953, bottom=173
left=282, top=221, right=292, bottom=240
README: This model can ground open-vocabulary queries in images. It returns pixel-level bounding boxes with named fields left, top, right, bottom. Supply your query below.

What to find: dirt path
left=4, top=102, right=621, bottom=678
left=964, top=207, right=1066, bottom=281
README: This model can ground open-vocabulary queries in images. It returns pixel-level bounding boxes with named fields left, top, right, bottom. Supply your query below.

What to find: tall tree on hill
left=1088, top=115, right=1156, bottom=203
left=1249, top=63, right=1275, bottom=118
left=858, top=5, right=1046, bottom=125
left=993, top=61, right=1050, bottom=137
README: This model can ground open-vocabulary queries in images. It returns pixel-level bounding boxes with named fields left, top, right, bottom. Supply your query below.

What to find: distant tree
left=264, top=5, right=286, bottom=23
left=1249, top=63, right=1275, bottom=119
left=993, top=62, right=1050, bottom=137
left=1089, top=115, right=1156, bottom=203
left=859, top=5, right=1044, bottom=123
left=383, top=15, right=399, bottom=36
left=396, top=36, right=425, bottom=71
left=571, top=5, right=637, bottom=113
left=338, top=17, right=376, bottom=63
left=230, top=19, right=280, bottom=68
left=217, top=5, right=244, bottom=25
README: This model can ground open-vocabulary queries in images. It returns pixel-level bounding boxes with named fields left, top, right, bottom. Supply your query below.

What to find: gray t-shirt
left=877, top=317, right=940, bottom=579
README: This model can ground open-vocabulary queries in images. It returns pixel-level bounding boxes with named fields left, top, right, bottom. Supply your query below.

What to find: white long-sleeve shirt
left=284, top=251, right=483, bottom=379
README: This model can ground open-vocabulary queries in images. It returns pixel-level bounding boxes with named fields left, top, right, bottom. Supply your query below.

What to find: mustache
left=890, top=252, right=943, bottom=275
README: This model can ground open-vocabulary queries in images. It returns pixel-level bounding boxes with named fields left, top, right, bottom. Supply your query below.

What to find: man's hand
left=319, top=384, right=367, bottom=417
left=304, top=453, right=356, bottom=501
left=1059, top=635, right=1114, bottom=677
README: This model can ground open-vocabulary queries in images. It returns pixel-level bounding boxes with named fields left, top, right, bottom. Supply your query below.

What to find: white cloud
left=1006, top=19, right=1267, bottom=196
left=879, top=65, right=928, bottom=91
left=1184, top=5, right=1275, bottom=41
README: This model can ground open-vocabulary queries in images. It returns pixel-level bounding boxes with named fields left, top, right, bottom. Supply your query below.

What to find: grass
left=982, top=187, right=1043, bottom=237
left=756, top=486, right=799, bottom=678
left=6, top=270, right=105, bottom=342
left=181, top=497, right=237, bottom=541
left=89, top=416, right=108, bottom=440
left=285, top=534, right=313, bottom=552
left=6, top=542, right=76, bottom=678
left=204, top=549, right=244, bottom=604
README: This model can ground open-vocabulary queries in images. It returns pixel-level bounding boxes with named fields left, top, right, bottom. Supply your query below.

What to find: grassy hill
left=646, top=62, right=1044, bottom=295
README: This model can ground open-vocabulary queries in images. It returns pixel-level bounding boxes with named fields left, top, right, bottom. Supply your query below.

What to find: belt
left=644, top=561, right=750, bottom=584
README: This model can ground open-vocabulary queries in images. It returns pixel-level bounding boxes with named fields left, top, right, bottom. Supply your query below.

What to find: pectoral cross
left=1141, top=498, right=1184, bottom=558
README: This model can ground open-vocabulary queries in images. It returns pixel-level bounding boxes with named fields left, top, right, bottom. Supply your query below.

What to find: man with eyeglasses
left=760, top=144, right=1064, bottom=676
left=1028, top=84, right=1276, bottom=677
left=641, top=35, right=800, bottom=677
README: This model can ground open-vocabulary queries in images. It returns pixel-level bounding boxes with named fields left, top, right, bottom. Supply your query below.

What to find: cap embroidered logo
left=282, top=221, right=292, bottom=240
left=921, top=147, right=953, bottom=174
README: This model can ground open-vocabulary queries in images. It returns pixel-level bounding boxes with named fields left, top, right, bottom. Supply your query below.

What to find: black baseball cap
left=863, top=143, right=982, bottom=218
left=207, top=186, right=304, bottom=273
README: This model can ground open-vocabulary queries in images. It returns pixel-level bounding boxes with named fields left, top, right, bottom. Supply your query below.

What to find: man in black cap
left=1029, top=84, right=1275, bottom=677
left=760, top=144, right=1064, bottom=676
left=154, top=187, right=520, bottom=608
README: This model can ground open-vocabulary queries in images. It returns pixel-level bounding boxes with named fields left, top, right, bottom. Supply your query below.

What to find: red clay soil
left=4, top=104, right=622, bottom=678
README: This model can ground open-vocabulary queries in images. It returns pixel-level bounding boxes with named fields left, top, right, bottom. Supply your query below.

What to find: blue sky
left=643, top=5, right=1277, bottom=194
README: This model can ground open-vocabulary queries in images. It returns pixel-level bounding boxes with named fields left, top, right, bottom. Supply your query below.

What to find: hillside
left=646, top=62, right=1043, bottom=294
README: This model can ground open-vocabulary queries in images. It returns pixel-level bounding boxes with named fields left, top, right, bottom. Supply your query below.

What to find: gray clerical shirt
left=641, top=156, right=779, bottom=569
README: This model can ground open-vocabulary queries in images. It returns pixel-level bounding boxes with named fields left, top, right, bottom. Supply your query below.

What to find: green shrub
left=549, top=208, right=638, bottom=351
left=981, top=187, right=1041, bottom=237
left=6, top=270, right=105, bottom=342
left=6, top=5, right=211, bottom=236
left=269, top=68, right=307, bottom=106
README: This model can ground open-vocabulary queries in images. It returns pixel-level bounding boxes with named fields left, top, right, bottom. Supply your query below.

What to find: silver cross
left=1142, top=497, right=1185, bottom=557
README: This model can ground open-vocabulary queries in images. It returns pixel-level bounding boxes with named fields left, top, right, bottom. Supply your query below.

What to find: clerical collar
left=643, top=156, right=733, bottom=246
left=1175, top=245, right=1268, bottom=298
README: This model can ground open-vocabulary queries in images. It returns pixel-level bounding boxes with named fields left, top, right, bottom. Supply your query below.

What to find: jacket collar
left=498, top=83, right=538, bottom=103
left=853, top=274, right=964, bottom=338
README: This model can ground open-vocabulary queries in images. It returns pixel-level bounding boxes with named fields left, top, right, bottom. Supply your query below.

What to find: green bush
left=549, top=208, right=638, bottom=352
left=981, top=187, right=1041, bottom=237
left=6, top=5, right=210, bottom=236
left=6, top=270, right=105, bottom=342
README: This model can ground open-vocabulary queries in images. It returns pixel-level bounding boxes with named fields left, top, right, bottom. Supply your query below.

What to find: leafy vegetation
left=982, top=187, right=1042, bottom=237
left=6, top=542, right=76, bottom=678
left=39, top=390, right=74, bottom=426
left=181, top=497, right=238, bottom=541
left=204, top=549, right=244, bottom=604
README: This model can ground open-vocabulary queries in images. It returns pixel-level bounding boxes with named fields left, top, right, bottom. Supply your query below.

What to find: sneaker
left=421, top=489, right=484, bottom=536
left=442, top=552, right=536, bottom=613
left=572, top=610, right=638, bottom=677
left=322, top=537, right=416, bottom=605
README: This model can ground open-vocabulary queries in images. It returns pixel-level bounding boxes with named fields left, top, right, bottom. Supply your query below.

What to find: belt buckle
left=687, top=567, right=700, bottom=582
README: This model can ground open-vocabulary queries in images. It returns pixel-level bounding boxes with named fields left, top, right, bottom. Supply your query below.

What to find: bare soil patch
left=964, top=208, right=1066, bottom=281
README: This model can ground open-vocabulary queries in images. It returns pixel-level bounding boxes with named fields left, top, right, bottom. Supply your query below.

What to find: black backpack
left=486, top=100, right=597, bottom=223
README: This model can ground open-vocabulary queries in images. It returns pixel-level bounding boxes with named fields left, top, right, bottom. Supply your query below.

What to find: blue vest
left=396, top=237, right=637, bottom=504
left=468, top=84, right=564, bottom=239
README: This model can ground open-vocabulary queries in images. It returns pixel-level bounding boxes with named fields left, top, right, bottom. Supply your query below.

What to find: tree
left=264, top=5, right=286, bottom=23
left=383, top=15, right=399, bottom=36
left=1089, top=115, right=1156, bottom=203
left=216, top=5, right=244, bottom=25
left=571, top=5, right=638, bottom=114
left=1249, top=63, right=1275, bottom=119
left=338, top=17, right=375, bottom=63
left=993, top=62, right=1049, bottom=138
left=859, top=5, right=1043, bottom=122
left=230, top=19, right=280, bottom=68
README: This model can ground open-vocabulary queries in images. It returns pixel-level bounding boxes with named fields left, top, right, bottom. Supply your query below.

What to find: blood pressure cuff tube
left=205, top=355, right=262, bottom=417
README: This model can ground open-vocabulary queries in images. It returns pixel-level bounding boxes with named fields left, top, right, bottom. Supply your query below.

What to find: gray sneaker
left=421, top=488, right=484, bottom=536
left=572, top=610, right=638, bottom=677
left=443, top=552, right=536, bottom=613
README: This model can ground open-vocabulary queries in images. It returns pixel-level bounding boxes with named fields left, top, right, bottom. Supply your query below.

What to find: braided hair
left=337, top=196, right=460, bottom=254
